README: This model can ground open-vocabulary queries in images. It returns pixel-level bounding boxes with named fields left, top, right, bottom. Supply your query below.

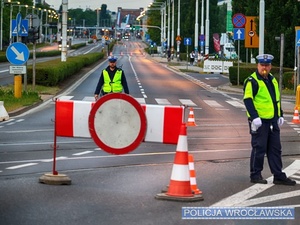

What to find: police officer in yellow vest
left=94, top=56, right=129, bottom=100
left=243, top=54, right=296, bottom=186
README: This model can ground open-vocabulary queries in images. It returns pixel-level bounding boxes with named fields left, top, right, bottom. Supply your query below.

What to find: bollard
left=14, top=75, right=22, bottom=98
left=296, top=84, right=300, bottom=109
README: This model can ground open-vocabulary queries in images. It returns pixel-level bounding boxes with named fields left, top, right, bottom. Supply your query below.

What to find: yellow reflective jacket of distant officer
left=102, top=69, right=123, bottom=93
left=94, top=56, right=129, bottom=100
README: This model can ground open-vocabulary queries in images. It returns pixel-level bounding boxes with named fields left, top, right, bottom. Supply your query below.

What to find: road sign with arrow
left=245, top=16, right=259, bottom=48
left=6, top=42, right=30, bottom=65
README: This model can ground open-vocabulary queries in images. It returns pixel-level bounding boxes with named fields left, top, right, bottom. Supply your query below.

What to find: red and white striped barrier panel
left=55, top=100, right=184, bottom=145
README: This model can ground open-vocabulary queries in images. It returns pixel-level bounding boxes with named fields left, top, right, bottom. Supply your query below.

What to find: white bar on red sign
left=73, top=101, right=93, bottom=138
left=143, top=104, right=165, bottom=143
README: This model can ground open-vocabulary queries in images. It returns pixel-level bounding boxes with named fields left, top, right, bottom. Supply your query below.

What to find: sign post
left=232, top=13, right=246, bottom=86
left=184, top=37, right=192, bottom=69
left=296, top=27, right=300, bottom=88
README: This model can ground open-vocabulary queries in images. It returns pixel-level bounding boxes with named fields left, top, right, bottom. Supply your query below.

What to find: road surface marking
left=226, top=100, right=245, bottom=109
left=155, top=98, right=171, bottom=105
left=211, top=160, right=300, bottom=207
left=203, top=100, right=224, bottom=108
left=73, top=151, right=94, bottom=156
left=6, top=163, right=38, bottom=169
left=179, top=99, right=197, bottom=106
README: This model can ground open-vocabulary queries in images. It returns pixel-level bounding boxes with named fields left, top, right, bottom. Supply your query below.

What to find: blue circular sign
left=6, top=42, right=30, bottom=65
left=232, top=13, right=246, bottom=28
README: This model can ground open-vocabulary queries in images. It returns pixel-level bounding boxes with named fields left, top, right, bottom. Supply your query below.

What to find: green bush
left=282, top=72, right=295, bottom=89
left=229, top=64, right=294, bottom=89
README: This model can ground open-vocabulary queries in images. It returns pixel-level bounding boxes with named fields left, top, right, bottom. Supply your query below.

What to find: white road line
left=226, top=100, right=245, bottom=109
left=82, top=96, right=95, bottom=102
left=0, top=69, right=9, bottom=73
left=179, top=99, right=197, bottom=106
left=57, top=96, right=74, bottom=100
left=203, top=100, right=224, bottom=108
left=73, top=151, right=94, bottom=156
left=6, top=163, right=38, bottom=170
left=155, top=98, right=171, bottom=105
left=211, top=160, right=300, bottom=207
left=41, top=156, right=68, bottom=162
left=238, top=190, right=300, bottom=207
left=135, top=98, right=146, bottom=104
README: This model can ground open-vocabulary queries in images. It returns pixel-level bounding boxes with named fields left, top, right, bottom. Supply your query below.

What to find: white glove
left=251, top=117, right=262, bottom=131
left=278, top=117, right=284, bottom=126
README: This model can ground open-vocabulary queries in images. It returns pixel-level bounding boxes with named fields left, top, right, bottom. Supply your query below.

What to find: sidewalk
left=150, top=55, right=296, bottom=115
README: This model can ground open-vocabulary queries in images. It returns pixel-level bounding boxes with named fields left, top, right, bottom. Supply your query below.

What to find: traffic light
left=27, top=27, right=40, bottom=43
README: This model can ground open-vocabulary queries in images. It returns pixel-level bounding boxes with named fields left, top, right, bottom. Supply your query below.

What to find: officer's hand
left=277, top=117, right=284, bottom=126
left=252, top=117, right=262, bottom=130
left=94, top=94, right=99, bottom=101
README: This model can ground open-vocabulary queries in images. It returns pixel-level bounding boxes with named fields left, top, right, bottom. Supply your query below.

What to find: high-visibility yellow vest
left=102, top=70, right=123, bottom=93
left=244, top=72, right=281, bottom=119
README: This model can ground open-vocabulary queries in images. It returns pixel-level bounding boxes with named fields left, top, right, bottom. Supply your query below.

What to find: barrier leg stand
left=155, top=123, right=203, bottom=202
left=39, top=99, right=71, bottom=185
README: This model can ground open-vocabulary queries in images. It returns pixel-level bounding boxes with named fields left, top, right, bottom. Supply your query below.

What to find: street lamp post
left=259, top=0, right=265, bottom=54
left=205, top=0, right=210, bottom=55
left=200, top=0, right=204, bottom=57
left=9, top=1, right=21, bottom=45
left=167, top=0, right=170, bottom=51
left=176, top=0, right=180, bottom=59
left=171, top=0, right=174, bottom=55
left=194, top=0, right=199, bottom=64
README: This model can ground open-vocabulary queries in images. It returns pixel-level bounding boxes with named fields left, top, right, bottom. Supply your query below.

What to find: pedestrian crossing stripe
left=56, top=96, right=246, bottom=110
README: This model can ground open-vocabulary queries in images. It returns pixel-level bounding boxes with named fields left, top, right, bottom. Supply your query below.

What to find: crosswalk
left=55, top=95, right=244, bottom=110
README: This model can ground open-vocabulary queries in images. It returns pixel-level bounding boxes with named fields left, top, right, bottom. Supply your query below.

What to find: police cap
left=108, top=55, right=118, bottom=62
left=256, top=54, right=274, bottom=65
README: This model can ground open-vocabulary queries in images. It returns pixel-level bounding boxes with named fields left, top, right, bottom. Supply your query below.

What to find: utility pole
left=205, top=0, right=210, bottom=55
left=259, top=0, right=265, bottom=54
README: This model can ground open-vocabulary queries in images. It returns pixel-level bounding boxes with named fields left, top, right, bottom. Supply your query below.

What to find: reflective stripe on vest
left=102, top=70, right=123, bottom=93
left=244, top=72, right=281, bottom=119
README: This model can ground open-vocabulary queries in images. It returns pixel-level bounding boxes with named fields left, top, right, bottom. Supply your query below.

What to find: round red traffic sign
left=88, top=93, right=147, bottom=155
left=232, top=13, right=246, bottom=28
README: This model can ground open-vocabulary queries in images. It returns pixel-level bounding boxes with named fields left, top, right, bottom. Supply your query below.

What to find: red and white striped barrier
left=55, top=100, right=184, bottom=144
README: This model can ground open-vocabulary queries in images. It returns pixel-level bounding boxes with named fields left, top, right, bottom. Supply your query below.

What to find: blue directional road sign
left=296, top=29, right=300, bottom=46
left=233, top=28, right=245, bottom=40
left=6, top=42, right=30, bottom=65
left=184, top=37, right=192, bottom=46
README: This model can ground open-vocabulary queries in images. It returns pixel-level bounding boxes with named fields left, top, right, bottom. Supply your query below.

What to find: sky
left=45, top=0, right=151, bottom=12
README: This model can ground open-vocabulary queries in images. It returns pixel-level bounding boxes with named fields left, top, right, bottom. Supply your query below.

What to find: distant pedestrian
left=94, top=56, right=129, bottom=100
left=189, top=51, right=195, bottom=65
left=167, top=49, right=171, bottom=62
left=243, top=54, right=296, bottom=186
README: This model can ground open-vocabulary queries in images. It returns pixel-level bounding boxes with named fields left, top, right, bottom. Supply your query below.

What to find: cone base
left=39, top=173, right=72, bottom=185
left=155, top=193, right=204, bottom=202
left=292, top=120, right=300, bottom=124
left=186, top=122, right=197, bottom=126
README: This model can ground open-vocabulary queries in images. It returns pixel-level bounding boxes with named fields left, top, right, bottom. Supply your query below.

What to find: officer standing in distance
left=94, top=56, right=129, bottom=100
left=243, top=54, right=296, bottom=186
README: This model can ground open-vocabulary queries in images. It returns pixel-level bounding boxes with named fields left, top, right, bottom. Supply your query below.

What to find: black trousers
left=249, top=120, right=286, bottom=180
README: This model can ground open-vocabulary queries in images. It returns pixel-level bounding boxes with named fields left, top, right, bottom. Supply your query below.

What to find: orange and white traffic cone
left=292, top=106, right=300, bottom=124
left=186, top=107, right=197, bottom=126
left=188, top=154, right=202, bottom=195
left=155, top=123, right=203, bottom=202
